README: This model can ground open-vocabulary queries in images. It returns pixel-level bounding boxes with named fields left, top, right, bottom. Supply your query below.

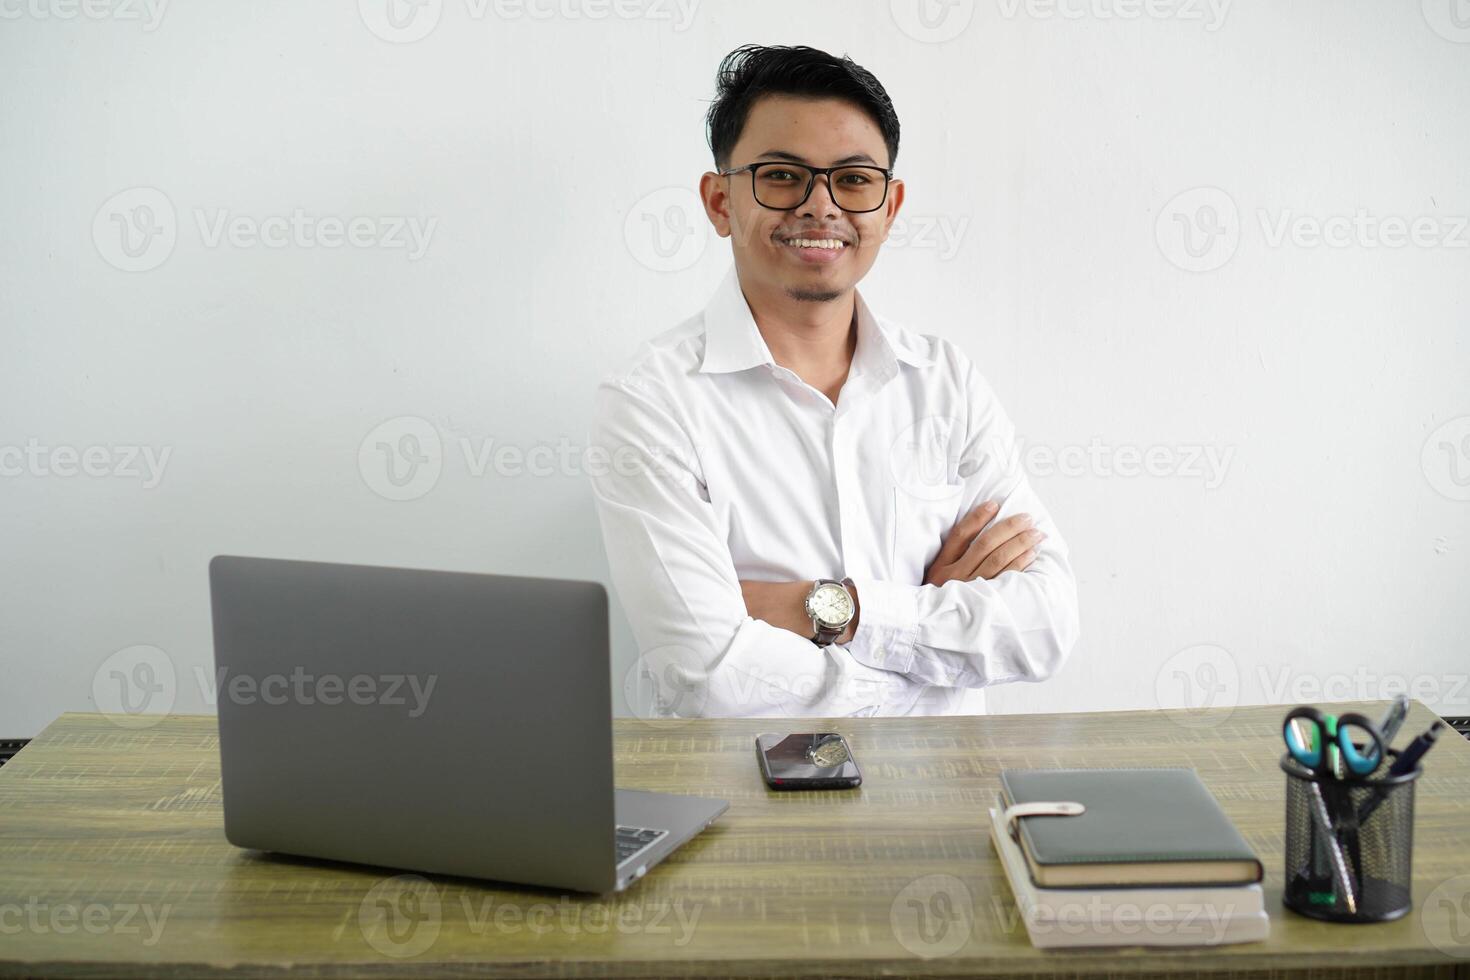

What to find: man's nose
left=797, top=173, right=842, bottom=219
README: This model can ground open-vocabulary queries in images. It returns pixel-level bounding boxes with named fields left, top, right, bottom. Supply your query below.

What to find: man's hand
left=739, top=579, right=858, bottom=644
left=924, top=499, right=1045, bottom=588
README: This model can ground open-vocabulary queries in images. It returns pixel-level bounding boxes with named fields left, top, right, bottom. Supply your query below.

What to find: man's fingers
left=955, top=512, right=1034, bottom=577
left=999, top=547, right=1039, bottom=576
left=933, top=500, right=998, bottom=567
left=976, top=528, right=1046, bottom=579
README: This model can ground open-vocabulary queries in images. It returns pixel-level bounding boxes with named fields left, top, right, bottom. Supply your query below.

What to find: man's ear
left=699, top=171, right=733, bottom=239
left=878, top=177, right=905, bottom=243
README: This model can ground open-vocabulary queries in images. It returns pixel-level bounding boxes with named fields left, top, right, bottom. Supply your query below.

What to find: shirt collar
left=698, top=264, right=935, bottom=377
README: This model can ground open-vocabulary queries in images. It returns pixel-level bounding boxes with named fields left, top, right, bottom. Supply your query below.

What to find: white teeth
left=782, top=238, right=846, bottom=250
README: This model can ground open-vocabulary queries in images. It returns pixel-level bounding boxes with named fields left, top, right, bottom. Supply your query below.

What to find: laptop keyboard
left=616, top=824, right=668, bottom=864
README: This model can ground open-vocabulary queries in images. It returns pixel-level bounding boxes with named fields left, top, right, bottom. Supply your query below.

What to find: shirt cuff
left=844, top=576, right=921, bottom=675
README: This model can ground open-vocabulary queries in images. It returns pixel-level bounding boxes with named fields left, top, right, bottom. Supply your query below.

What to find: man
left=591, top=44, right=1079, bottom=718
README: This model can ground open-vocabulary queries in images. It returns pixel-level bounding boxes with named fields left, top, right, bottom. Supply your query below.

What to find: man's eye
left=760, top=169, right=800, bottom=182
left=838, top=173, right=872, bottom=185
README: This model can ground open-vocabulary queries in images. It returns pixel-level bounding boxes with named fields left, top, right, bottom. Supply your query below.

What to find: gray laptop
left=208, top=555, right=727, bottom=893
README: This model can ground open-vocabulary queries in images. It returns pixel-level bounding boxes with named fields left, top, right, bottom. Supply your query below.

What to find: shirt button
left=874, top=645, right=886, bottom=663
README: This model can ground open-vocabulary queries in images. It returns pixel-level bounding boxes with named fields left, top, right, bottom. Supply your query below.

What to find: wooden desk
left=2, top=702, right=1468, bottom=978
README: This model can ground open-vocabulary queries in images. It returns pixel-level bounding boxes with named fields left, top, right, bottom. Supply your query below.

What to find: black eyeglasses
left=718, top=161, right=894, bottom=214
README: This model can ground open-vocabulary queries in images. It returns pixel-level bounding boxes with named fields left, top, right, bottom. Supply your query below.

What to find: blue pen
left=1356, top=721, right=1445, bottom=825
left=1386, top=721, right=1444, bottom=777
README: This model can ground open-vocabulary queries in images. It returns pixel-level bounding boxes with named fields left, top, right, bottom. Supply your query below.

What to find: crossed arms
left=589, top=364, right=1080, bottom=717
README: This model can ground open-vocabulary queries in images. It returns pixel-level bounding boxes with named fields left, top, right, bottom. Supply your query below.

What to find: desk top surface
left=2, top=702, right=1469, bottom=977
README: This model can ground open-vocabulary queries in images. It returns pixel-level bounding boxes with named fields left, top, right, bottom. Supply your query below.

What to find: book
left=988, top=807, right=1270, bottom=948
left=999, top=768, right=1264, bottom=888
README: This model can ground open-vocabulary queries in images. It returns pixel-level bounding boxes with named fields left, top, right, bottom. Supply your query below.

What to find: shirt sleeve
left=841, top=358, right=1081, bottom=689
left=590, top=375, right=917, bottom=718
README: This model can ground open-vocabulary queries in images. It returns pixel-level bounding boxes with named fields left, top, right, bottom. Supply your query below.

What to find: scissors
left=1282, top=706, right=1386, bottom=778
left=1281, top=706, right=1387, bottom=913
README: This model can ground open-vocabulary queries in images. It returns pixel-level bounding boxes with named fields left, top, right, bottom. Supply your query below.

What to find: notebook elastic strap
left=1002, top=801, right=1086, bottom=841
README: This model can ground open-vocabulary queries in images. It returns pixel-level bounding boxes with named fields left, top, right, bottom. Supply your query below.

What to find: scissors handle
left=1335, top=712, right=1386, bottom=776
left=1283, top=705, right=1330, bottom=773
left=1283, top=707, right=1386, bottom=778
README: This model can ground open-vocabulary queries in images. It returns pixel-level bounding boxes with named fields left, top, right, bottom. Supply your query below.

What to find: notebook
left=987, top=807, right=1269, bottom=948
left=998, top=768, right=1264, bottom=888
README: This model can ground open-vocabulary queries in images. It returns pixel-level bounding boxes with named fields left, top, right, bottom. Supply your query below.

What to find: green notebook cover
left=998, top=768, right=1264, bottom=888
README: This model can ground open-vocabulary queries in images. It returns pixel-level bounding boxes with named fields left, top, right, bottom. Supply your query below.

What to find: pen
left=1386, top=721, right=1444, bottom=777
left=1355, top=721, right=1446, bottom=825
left=1376, top=695, right=1410, bottom=747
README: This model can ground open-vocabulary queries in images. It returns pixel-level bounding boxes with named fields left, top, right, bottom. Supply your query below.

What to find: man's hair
left=705, top=44, right=900, bottom=172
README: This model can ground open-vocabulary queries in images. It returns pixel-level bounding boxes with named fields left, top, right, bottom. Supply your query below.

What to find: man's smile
left=776, top=233, right=852, bottom=264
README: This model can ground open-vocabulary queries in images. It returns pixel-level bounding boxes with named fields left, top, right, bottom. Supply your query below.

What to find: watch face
left=807, top=735, right=851, bottom=767
left=810, top=583, right=853, bottom=627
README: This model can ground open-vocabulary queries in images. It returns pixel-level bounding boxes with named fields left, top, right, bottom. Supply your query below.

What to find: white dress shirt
left=590, top=264, right=1080, bottom=718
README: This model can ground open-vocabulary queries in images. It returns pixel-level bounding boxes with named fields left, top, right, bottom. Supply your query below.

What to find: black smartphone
left=755, top=732, right=862, bottom=790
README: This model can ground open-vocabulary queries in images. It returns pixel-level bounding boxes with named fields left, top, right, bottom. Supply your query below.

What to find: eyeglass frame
left=717, top=161, right=896, bottom=214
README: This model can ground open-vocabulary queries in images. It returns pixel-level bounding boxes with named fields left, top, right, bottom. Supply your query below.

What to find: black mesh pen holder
left=1281, top=751, right=1418, bottom=923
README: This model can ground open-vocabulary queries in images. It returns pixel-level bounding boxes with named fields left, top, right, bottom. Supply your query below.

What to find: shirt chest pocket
left=890, top=484, right=964, bottom=585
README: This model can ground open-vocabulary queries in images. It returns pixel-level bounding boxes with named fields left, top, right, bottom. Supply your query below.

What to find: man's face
left=701, top=95, right=903, bottom=303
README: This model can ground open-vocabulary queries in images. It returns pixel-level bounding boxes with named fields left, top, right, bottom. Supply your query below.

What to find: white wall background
left=2, top=0, right=1467, bottom=737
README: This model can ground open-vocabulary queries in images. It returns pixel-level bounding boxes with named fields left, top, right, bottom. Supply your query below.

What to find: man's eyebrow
left=754, top=149, right=882, bottom=166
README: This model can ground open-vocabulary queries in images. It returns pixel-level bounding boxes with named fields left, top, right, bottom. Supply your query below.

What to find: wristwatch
left=805, top=578, right=855, bottom=645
